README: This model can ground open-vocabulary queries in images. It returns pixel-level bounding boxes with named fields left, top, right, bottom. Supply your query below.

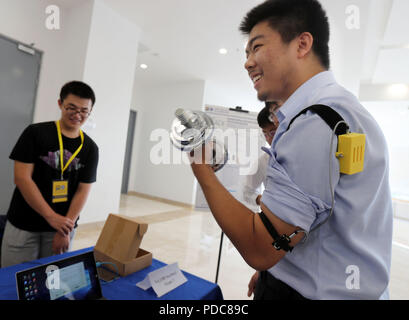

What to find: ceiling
left=94, top=0, right=409, bottom=108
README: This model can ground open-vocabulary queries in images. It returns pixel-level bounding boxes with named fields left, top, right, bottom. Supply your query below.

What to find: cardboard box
left=93, top=214, right=152, bottom=280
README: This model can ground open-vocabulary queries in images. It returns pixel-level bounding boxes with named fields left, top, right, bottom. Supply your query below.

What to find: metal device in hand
left=170, top=108, right=228, bottom=172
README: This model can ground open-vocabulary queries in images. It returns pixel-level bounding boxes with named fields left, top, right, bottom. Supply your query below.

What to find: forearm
left=192, top=164, right=302, bottom=270
left=66, top=184, right=92, bottom=222
left=15, top=177, right=56, bottom=220
left=193, top=166, right=259, bottom=259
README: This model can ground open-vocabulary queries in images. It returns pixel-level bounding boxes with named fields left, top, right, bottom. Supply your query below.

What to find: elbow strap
left=258, top=211, right=295, bottom=252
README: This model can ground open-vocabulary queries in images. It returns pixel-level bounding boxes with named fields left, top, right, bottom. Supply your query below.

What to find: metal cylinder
left=170, top=108, right=228, bottom=172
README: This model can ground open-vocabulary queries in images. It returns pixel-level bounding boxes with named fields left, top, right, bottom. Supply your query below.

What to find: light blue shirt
left=261, top=71, right=393, bottom=300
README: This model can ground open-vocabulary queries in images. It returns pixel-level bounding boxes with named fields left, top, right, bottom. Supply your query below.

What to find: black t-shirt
left=7, top=121, right=99, bottom=232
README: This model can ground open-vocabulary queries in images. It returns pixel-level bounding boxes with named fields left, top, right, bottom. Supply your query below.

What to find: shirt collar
left=276, top=71, right=336, bottom=124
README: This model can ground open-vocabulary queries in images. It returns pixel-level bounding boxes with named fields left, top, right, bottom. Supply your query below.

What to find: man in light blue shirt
left=258, top=70, right=393, bottom=299
left=190, top=0, right=393, bottom=300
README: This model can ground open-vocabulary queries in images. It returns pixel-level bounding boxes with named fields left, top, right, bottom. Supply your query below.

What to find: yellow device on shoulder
left=336, top=133, right=366, bottom=175
left=286, top=104, right=366, bottom=176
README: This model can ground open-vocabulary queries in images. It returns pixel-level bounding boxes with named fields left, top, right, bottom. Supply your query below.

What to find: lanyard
left=56, top=120, right=84, bottom=180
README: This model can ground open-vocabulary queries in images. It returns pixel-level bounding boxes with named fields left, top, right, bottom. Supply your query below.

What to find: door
left=0, top=34, right=42, bottom=214
left=121, top=110, right=137, bottom=194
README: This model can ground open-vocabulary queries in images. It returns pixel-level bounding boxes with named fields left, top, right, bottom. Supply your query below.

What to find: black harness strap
left=286, top=104, right=349, bottom=136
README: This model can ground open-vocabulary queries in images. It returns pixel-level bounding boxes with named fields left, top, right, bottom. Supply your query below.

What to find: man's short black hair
left=257, top=102, right=278, bottom=128
left=240, top=0, right=330, bottom=69
left=60, top=81, right=96, bottom=106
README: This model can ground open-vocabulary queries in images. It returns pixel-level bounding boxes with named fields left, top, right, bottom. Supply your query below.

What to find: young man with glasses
left=1, top=81, right=99, bottom=267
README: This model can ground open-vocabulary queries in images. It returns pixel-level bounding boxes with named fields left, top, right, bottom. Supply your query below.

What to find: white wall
left=79, top=0, right=140, bottom=223
left=60, top=1, right=94, bottom=85
left=204, top=80, right=264, bottom=113
left=129, top=80, right=206, bottom=205
left=321, top=0, right=372, bottom=95
left=360, top=83, right=409, bottom=101
left=363, top=101, right=409, bottom=198
left=363, top=100, right=409, bottom=220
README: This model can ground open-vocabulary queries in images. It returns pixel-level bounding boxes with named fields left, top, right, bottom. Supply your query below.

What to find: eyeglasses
left=63, top=105, right=91, bottom=118
left=263, top=128, right=277, bottom=138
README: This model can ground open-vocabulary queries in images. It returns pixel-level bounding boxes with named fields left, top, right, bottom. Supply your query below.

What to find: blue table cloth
left=0, top=247, right=223, bottom=300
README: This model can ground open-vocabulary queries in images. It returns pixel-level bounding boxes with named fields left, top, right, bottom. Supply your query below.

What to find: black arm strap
left=259, top=212, right=294, bottom=252
left=286, top=104, right=349, bottom=136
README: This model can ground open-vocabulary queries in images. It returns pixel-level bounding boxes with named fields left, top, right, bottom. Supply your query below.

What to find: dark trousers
left=254, top=271, right=309, bottom=300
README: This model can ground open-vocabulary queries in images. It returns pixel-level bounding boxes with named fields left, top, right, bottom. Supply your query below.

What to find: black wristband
left=258, top=211, right=294, bottom=252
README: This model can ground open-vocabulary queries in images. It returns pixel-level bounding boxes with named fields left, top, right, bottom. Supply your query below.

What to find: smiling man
left=1, top=81, right=99, bottom=267
left=190, top=0, right=392, bottom=300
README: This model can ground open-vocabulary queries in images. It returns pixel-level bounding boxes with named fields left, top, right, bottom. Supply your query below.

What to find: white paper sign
left=136, top=275, right=151, bottom=290
left=136, top=263, right=188, bottom=297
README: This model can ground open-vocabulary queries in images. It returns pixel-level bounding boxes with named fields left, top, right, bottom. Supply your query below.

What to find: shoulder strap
left=286, top=104, right=348, bottom=136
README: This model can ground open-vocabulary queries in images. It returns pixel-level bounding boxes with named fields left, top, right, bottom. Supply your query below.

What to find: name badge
left=52, top=180, right=68, bottom=203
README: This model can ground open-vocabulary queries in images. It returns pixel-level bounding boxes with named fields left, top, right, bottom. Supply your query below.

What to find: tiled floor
left=72, top=194, right=409, bottom=300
